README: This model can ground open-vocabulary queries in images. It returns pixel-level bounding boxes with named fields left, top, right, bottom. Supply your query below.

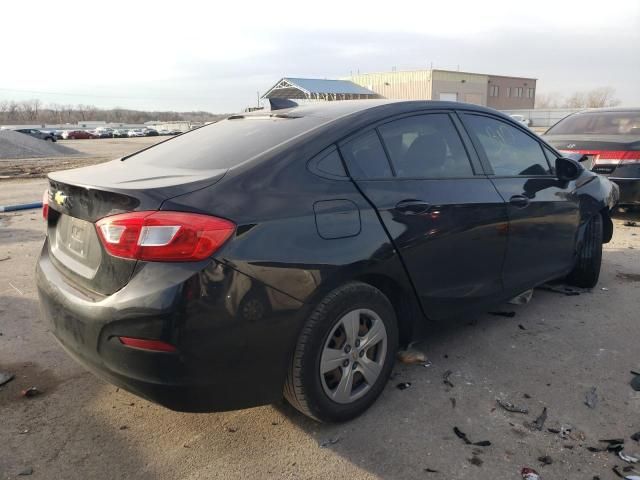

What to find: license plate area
left=51, top=214, right=102, bottom=279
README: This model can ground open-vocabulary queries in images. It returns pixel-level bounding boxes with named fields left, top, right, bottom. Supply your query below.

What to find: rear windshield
left=547, top=111, right=640, bottom=135
left=126, top=115, right=326, bottom=170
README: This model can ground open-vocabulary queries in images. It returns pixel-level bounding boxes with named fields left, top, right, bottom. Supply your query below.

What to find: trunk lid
left=46, top=159, right=227, bottom=295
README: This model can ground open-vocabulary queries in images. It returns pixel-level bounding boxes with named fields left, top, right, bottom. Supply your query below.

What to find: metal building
left=261, top=77, right=380, bottom=101
left=347, top=69, right=536, bottom=109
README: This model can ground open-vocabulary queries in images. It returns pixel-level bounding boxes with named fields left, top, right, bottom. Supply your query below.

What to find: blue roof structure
left=262, top=77, right=379, bottom=100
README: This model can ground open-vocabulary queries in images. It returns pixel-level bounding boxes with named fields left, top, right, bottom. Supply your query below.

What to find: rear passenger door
left=460, top=113, right=580, bottom=292
left=340, top=112, right=509, bottom=321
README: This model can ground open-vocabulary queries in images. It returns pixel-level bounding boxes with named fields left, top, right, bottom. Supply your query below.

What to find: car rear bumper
left=36, top=241, right=307, bottom=412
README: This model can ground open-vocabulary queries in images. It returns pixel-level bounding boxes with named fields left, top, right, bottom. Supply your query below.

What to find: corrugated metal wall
left=347, top=71, right=433, bottom=100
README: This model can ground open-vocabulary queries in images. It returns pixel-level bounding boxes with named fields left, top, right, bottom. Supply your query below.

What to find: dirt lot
left=1, top=180, right=639, bottom=480
left=0, top=137, right=166, bottom=179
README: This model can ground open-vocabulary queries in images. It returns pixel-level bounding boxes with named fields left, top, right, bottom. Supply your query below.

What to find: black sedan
left=36, top=101, right=618, bottom=422
left=16, top=128, right=56, bottom=142
left=544, top=108, right=640, bottom=206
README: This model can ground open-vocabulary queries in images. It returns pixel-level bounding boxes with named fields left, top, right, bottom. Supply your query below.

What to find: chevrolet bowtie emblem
left=54, top=191, right=68, bottom=207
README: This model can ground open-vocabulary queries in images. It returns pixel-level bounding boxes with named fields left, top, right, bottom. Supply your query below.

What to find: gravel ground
left=0, top=182, right=639, bottom=480
left=0, top=137, right=166, bottom=178
left=0, top=130, right=78, bottom=159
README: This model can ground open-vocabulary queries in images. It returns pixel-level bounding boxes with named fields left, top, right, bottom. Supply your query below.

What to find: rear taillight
left=596, top=151, right=640, bottom=164
left=95, top=211, right=235, bottom=261
left=561, top=149, right=640, bottom=165
left=42, top=190, right=49, bottom=220
left=118, top=336, right=177, bottom=352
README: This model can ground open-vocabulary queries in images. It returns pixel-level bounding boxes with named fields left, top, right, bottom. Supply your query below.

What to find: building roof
left=262, top=77, right=378, bottom=99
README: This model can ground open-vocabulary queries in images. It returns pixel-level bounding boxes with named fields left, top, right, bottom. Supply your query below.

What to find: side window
left=464, top=115, right=552, bottom=176
left=309, top=147, right=347, bottom=179
left=378, top=114, right=473, bottom=178
left=340, top=131, right=392, bottom=179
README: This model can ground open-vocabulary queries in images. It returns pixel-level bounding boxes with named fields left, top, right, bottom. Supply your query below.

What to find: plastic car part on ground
left=521, top=467, right=541, bottom=479
left=443, top=370, right=454, bottom=388
left=619, top=451, right=640, bottom=463
left=630, top=371, right=640, bottom=391
left=496, top=398, right=529, bottom=414
left=452, top=427, right=491, bottom=447
left=584, top=386, right=598, bottom=408
left=525, top=407, right=548, bottom=431
left=508, top=289, right=534, bottom=305
left=396, top=347, right=430, bottom=366
left=0, top=371, right=14, bottom=386
left=21, top=387, right=40, bottom=398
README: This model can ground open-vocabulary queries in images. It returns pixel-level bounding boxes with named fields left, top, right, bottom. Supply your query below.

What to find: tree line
left=0, top=99, right=228, bottom=125
left=535, top=86, right=621, bottom=109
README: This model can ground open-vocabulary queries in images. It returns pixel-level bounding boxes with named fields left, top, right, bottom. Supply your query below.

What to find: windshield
left=547, top=111, right=640, bottom=135
left=126, top=115, right=326, bottom=170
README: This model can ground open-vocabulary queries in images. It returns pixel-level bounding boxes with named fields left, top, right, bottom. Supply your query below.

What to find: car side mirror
left=556, top=157, right=583, bottom=182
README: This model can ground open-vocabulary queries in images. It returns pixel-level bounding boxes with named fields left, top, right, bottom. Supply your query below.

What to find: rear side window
left=464, top=115, right=551, bottom=176
left=547, top=111, right=640, bottom=135
left=340, top=131, right=393, bottom=179
left=378, top=114, right=473, bottom=178
left=127, top=115, right=326, bottom=170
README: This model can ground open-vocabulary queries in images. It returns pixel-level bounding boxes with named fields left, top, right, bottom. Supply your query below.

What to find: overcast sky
left=1, top=0, right=638, bottom=112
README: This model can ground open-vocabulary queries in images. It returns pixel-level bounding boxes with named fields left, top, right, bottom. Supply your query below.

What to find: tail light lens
left=95, top=211, right=235, bottom=261
left=596, top=151, right=640, bottom=164
left=42, top=190, right=49, bottom=220
left=560, top=149, right=640, bottom=165
left=118, top=336, right=177, bottom=352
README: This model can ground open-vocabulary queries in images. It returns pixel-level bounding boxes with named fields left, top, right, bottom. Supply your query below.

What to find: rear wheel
left=284, top=282, right=398, bottom=422
left=566, top=214, right=603, bottom=288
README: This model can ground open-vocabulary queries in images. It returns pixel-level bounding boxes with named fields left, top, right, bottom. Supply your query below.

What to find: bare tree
left=564, top=92, right=588, bottom=108
left=585, top=86, right=621, bottom=108
left=535, top=92, right=562, bottom=109
left=0, top=97, right=224, bottom=125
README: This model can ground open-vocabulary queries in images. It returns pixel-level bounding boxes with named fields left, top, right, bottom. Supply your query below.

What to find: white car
left=510, top=114, right=531, bottom=127
left=128, top=129, right=146, bottom=137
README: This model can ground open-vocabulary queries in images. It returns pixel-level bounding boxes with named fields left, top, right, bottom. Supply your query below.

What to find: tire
left=284, top=282, right=398, bottom=423
left=45, top=137, right=53, bottom=142
left=566, top=214, right=603, bottom=288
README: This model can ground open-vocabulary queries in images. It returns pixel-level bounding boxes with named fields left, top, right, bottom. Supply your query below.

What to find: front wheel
left=566, top=214, right=603, bottom=288
left=284, top=282, right=398, bottom=422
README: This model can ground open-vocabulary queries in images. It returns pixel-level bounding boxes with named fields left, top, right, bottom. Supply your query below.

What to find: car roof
left=572, top=107, right=640, bottom=114
left=250, top=99, right=502, bottom=121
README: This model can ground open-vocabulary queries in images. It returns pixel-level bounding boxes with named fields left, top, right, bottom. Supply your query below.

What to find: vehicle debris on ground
left=496, top=398, right=528, bottom=414
left=0, top=371, right=14, bottom=386
left=585, top=386, right=598, bottom=409
left=525, top=407, right=548, bottom=431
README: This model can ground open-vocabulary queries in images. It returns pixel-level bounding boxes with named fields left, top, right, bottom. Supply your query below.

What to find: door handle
left=509, top=195, right=530, bottom=208
left=395, top=199, right=431, bottom=215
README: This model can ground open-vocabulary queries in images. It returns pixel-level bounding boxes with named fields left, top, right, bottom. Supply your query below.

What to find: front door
left=460, top=113, right=580, bottom=292
left=339, top=112, right=509, bottom=321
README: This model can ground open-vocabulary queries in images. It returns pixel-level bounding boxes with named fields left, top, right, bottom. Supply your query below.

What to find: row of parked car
left=9, top=127, right=183, bottom=142
left=58, top=127, right=182, bottom=140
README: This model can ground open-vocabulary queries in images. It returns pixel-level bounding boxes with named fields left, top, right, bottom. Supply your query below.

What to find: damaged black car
left=36, top=101, right=618, bottom=422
